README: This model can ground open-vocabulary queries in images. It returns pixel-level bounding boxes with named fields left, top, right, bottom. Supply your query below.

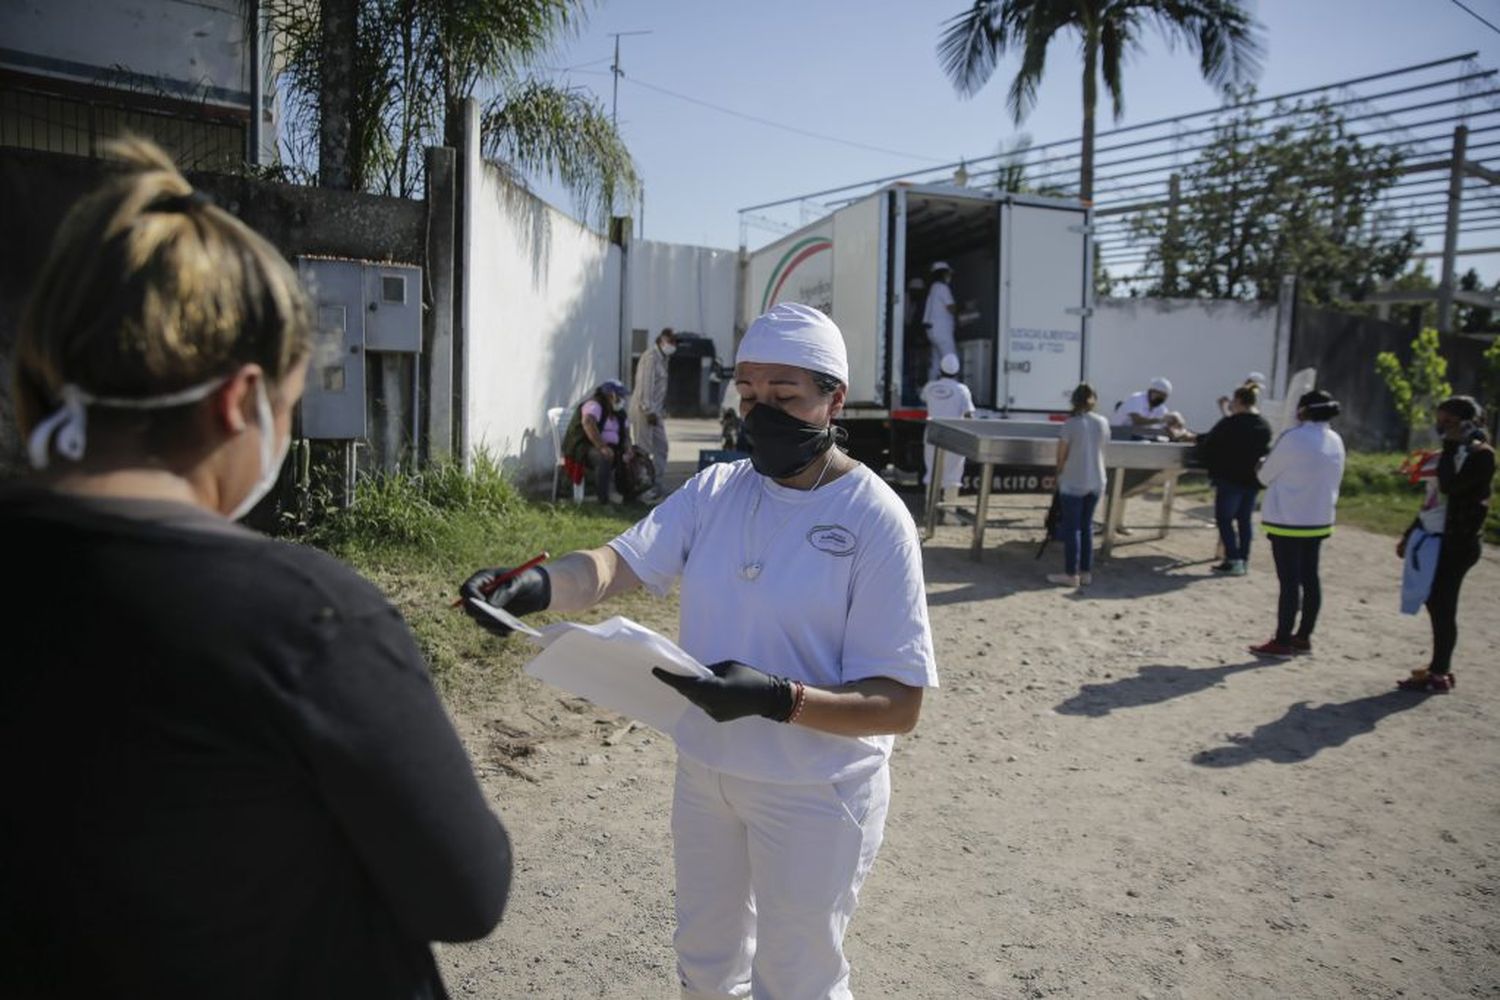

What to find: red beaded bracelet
left=786, top=680, right=807, bottom=724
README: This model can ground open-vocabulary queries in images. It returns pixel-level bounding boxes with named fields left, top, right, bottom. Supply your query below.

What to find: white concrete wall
left=630, top=239, right=738, bottom=363
left=1090, top=298, right=1282, bottom=432
left=464, top=163, right=622, bottom=483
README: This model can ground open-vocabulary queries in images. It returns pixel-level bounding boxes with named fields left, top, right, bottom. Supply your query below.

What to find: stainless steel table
left=921, top=418, right=1197, bottom=560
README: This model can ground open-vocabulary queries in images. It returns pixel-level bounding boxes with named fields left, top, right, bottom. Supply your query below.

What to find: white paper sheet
left=519, top=616, right=712, bottom=733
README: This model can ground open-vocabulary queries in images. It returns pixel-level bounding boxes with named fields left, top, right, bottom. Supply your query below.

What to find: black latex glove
left=460, top=566, right=551, bottom=637
left=652, top=660, right=795, bottom=723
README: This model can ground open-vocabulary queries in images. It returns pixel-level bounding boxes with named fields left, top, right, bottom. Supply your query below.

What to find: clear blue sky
left=525, top=0, right=1500, bottom=280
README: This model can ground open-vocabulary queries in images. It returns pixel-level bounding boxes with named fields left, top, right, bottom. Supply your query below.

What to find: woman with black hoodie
left=1396, top=396, right=1495, bottom=693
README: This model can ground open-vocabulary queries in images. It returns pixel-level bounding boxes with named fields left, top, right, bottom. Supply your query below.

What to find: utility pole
left=1438, top=124, right=1467, bottom=335
left=608, top=30, right=653, bottom=128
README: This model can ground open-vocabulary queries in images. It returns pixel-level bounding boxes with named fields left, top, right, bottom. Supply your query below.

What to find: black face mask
left=742, top=403, right=837, bottom=479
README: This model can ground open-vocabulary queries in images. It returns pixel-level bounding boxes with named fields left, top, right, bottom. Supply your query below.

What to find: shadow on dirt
left=1190, top=690, right=1433, bottom=767
left=1054, top=659, right=1279, bottom=717
left=923, top=537, right=1214, bottom=607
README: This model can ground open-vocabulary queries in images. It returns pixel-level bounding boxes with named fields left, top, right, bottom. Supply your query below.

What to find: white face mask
left=660, top=342, right=677, bottom=356
left=228, top=380, right=290, bottom=521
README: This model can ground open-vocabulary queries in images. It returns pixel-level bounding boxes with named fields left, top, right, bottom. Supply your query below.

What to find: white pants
left=926, top=330, right=957, bottom=382
left=923, top=443, right=965, bottom=489
left=672, top=755, right=890, bottom=1000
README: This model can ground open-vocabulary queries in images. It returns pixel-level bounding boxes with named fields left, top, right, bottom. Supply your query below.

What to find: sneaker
left=1046, top=573, right=1081, bottom=587
left=1397, top=669, right=1455, bottom=693
left=1248, top=638, right=1297, bottom=659
left=1227, top=560, right=1248, bottom=577
left=1211, top=560, right=1236, bottom=574
left=1079, top=571, right=1093, bottom=586
left=1288, top=636, right=1312, bottom=654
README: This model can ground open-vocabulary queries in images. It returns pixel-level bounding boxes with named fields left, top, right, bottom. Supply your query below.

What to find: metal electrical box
left=296, top=258, right=423, bottom=440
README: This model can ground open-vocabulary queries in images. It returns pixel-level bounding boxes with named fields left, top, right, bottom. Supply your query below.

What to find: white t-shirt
left=921, top=377, right=974, bottom=419
left=1110, top=390, right=1168, bottom=429
left=609, top=459, right=939, bottom=784
left=922, top=280, right=956, bottom=348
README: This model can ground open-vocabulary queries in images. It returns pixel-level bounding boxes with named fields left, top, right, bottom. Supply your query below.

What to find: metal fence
left=0, top=84, right=245, bottom=174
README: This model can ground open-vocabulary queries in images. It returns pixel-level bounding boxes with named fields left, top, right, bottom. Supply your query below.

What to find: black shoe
left=1211, top=560, right=1235, bottom=573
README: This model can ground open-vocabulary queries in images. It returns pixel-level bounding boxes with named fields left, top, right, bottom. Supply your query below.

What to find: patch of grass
left=282, top=455, right=673, bottom=708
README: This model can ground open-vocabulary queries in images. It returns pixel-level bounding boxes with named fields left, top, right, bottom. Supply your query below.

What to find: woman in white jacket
left=1250, top=390, right=1346, bottom=658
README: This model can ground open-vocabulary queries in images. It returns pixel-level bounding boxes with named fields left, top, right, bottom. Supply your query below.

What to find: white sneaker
left=1079, top=572, right=1093, bottom=586
left=1046, top=573, right=1080, bottom=587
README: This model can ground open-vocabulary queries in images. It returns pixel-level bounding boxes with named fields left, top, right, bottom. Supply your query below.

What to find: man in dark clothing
left=1197, top=384, right=1274, bottom=576
left=1397, top=396, right=1495, bottom=693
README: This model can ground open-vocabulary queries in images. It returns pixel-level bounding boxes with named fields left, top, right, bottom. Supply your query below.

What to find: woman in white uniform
left=462, top=303, right=939, bottom=1000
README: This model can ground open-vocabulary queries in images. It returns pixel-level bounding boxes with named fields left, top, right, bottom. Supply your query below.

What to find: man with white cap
left=1111, top=376, right=1174, bottom=436
left=460, top=302, right=938, bottom=1000
left=922, top=353, right=976, bottom=517
left=922, top=261, right=958, bottom=382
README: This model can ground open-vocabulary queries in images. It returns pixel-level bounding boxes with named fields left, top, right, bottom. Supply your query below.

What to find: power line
left=1450, top=0, right=1500, bottom=36
left=621, top=73, right=948, bottom=164
left=539, top=65, right=946, bottom=164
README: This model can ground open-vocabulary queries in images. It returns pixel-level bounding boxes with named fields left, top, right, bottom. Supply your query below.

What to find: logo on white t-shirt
left=807, top=525, right=857, bottom=556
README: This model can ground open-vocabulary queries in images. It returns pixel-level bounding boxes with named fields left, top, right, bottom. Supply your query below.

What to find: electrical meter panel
left=296, top=258, right=422, bottom=439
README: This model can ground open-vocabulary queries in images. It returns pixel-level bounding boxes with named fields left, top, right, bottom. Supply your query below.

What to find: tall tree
left=938, top=0, right=1263, bottom=202
left=268, top=0, right=638, bottom=224
left=1130, top=96, right=1417, bottom=303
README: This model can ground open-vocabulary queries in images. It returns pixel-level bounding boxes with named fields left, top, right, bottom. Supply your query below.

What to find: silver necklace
left=739, top=452, right=835, bottom=581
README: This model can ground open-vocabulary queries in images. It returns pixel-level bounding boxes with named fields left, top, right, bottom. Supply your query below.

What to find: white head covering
left=930, top=261, right=952, bottom=274
left=736, top=302, right=849, bottom=385
left=1149, top=376, right=1172, bottom=396
left=1246, top=371, right=1267, bottom=387
left=940, top=353, right=961, bottom=376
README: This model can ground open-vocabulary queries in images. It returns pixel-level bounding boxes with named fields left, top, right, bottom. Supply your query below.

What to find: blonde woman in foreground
left=0, top=139, right=511, bottom=999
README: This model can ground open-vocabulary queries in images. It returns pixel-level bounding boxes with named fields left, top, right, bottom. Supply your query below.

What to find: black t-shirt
left=0, top=486, right=511, bottom=999
left=1198, top=412, right=1273, bottom=488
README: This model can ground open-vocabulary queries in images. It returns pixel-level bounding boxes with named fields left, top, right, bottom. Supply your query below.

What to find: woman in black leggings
left=1397, top=396, right=1494, bottom=693
left=1250, top=391, right=1346, bottom=658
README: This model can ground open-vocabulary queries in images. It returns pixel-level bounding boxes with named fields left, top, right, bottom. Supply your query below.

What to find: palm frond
left=938, top=0, right=1013, bottom=98
left=481, top=80, right=640, bottom=228
left=1139, top=0, right=1264, bottom=90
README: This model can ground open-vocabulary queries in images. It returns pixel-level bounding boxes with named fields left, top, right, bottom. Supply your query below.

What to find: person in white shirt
left=1048, top=382, right=1111, bottom=587
left=1107, top=376, right=1181, bottom=533
left=922, top=262, right=958, bottom=382
left=1110, top=376, right=1174, bottom=436
left=461, top=302, right=938, bottom=1000
left=630, top=328, right=677, bottom=499
left=921, top=353, right=975, bottom=507
left=1249, top=389, right=1345, bottom=659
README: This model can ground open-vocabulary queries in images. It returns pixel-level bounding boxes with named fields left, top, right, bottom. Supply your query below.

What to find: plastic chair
left=546, top=406, right=580, bottom=503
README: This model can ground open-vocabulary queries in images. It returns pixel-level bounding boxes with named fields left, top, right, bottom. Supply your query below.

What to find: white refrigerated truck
left=741, top=182, right=1093, bottom=476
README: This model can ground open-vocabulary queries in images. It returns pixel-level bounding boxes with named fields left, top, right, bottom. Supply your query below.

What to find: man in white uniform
left=461, top=303, right=938, bottom=1000
left=1111, top=376, right=1173, bottom=436
left=630, top=328, right=677, bottom=498
left=922, top=353, right=975, bottom=518
left=922, top=262, right=958, bottom=382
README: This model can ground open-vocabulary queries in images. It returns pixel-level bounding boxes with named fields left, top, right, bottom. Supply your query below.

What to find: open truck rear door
left=998, top=198, right=1092, bottom=413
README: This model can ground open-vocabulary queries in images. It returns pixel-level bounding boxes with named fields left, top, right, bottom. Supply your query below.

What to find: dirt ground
left=437, top=440, right=1499, bottom=998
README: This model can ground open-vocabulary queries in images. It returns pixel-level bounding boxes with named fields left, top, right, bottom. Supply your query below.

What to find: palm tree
left=268, top=0, right=638, bottom=225
left=938, top=0, right=1264, bottom=203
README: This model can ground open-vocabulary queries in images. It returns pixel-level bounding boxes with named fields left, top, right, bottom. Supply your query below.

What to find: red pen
left=452, top=551, right=549, bottom=608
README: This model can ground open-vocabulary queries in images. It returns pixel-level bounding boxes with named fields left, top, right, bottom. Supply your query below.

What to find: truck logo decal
left=761, top=236, right=832, bottom=312
left=806, top=524, right=857, bottom=556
